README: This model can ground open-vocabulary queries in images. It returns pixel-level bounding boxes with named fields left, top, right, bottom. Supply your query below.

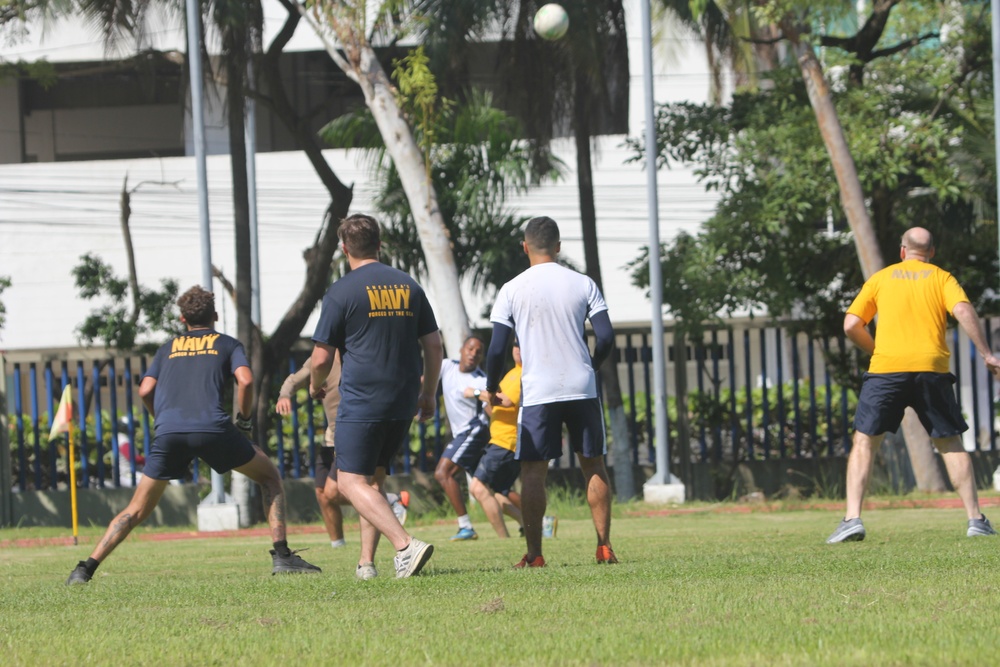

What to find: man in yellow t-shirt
left=468, top=340, right=525, bottom=538
left=827, top=227, right=1000, bottom=543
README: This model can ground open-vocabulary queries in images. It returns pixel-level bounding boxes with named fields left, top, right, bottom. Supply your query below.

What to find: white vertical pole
left=640, top=0, right=671, bottom=488
left=186, top=0, right=225, bottom=504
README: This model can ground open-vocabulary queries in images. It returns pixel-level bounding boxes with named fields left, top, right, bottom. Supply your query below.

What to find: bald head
left=901, top=227, right=934, bottom=260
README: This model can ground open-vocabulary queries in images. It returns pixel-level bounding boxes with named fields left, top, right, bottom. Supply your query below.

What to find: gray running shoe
left=967, top=514, right=997, bottom=537
left=826, top=518, right=866, bottom=543
left=66, top=562, right=92, bottom=585
left=394, top=538, right=433, bottom=578
left=355, top=562, right=378, bottom=580
left=270, top=549, right=322, bottom=574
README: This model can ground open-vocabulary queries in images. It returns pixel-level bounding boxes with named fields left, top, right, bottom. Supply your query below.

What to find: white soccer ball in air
left=534, top=3, right=569, bottom=41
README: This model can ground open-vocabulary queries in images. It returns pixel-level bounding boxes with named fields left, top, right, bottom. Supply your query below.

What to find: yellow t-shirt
left=489, top=365, right=522, bottom=452
left=847, top=259, right=969, bottom=373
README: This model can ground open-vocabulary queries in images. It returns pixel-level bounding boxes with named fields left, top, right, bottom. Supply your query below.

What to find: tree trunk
left=573, top=75, right=634, bottom=500
left=786, top=26, right=947, bottom=492
left=351, top=45, right=470, bottom=356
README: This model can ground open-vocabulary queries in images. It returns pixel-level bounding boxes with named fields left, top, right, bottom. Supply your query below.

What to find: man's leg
left=519, top=460, right=549, bottom=559
left=317, top=479, right=345, bottom=543
left=356, top=468, right=388, bottom=565
left=471, top=476, right=509, bottom=537
left=844, top=431, right=883, bottom=520
left=497, top=492, right=523, bottom=527
left=234, top=447, right=288, bottom=543
left=578, top=454, right=613, bottom=549
left=91, top=475, right=169, bottom=562
left=338, top=469, right=410, bottom=552
left=934, top=436, right=983, bottom=520
left=434, top=456, right=468, bottom=518
left=507, top=490, right=522, bottom=510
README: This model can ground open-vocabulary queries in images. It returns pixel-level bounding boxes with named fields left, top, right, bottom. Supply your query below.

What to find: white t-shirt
left=439, top=359, right=487, bottom=435
left=490, top=262, right=608, bottom=406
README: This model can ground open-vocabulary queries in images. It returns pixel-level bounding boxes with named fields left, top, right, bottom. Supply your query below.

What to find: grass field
left=2, top=497, right=999, bottom=667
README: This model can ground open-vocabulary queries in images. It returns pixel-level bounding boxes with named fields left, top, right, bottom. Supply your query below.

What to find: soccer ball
left=533, top=3, right=569, bottom=41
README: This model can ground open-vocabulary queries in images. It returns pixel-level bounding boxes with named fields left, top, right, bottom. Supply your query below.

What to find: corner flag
left=48, top=385, right=73, bottom=441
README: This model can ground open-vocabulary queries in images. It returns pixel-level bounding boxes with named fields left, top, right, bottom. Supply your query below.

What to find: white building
left=0, top=2, right=721, bottom=353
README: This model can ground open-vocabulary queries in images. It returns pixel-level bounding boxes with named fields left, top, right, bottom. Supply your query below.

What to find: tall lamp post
left=640, top=0, right=685, bottom=503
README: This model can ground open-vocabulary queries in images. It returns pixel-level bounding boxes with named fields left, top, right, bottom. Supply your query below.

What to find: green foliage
left=72, top=253, right=182, bottom=352
left=322, top=88, right=559, bottom=306
left=0, top=274, right=10, bottom=332
left=392, top=46, right=449, bottom=162
left=628, top=5, right=1000, bottom=338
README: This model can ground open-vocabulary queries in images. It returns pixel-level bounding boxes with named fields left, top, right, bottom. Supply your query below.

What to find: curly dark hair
left=177, top=286, right=215, bottom=327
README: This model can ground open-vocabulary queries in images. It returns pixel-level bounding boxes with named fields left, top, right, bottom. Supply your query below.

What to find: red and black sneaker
left=595, top=545, right=618, bottom=564
left=513, top=554, right=546, bottom=568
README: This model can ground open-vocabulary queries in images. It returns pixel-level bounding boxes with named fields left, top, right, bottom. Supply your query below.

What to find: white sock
left=457, top=514, right=473, bottom=530
left=330, top=538, right=346, bottom=548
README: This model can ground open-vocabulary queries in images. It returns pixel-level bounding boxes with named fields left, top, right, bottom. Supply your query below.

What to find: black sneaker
left=66, top=562, right=92, bottom=585
left=270, top=549, right=322, bottom=575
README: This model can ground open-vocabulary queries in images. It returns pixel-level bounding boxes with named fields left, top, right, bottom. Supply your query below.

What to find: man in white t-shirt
left=484, top=216, right=617, bottom=568
left=435, top=336, right=489, bottom=541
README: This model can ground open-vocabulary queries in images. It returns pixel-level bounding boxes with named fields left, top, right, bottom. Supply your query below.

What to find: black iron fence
left=5, top=320, right=998, bottom=492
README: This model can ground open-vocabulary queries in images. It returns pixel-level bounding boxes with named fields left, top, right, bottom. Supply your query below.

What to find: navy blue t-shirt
left=143, top=329, right=249, bottom=434
left=312, top=262, right=439, bottom=421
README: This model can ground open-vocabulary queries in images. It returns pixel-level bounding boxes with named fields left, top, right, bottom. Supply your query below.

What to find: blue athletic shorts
left=473, top=443, right=520, bottom=495
left=143, top=423, right=256, bottom=480
left=441, top=424, right=490, bottom=474
left=314, top=446, right=337, bottom=489
left=853, top=372, right=968, bottom=438
left=334, top=419, right=410, bottom=476
left=518, top=398, right=606, bottom=462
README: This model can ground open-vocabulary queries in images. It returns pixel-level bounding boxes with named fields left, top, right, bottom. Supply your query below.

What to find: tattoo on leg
left=259, top=483, right=287, bottom=543
left=100, top=512, right=135, bottom=551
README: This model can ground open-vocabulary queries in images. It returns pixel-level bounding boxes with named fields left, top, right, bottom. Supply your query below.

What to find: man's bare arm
left=843, top=313, right=875, bottom=356
left=952, top=302, right=1000, bottom=378
left=309, top=343, right=335, bottom=399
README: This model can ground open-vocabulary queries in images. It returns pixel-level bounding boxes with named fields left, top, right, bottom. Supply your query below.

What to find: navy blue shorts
left=314, top=446, right=337, bottom=489
left=518, top=398, right=606, bottom=462
left=473, top=443, right=520, bottom=495
left=854, top=372, right=968, bottom=438
left=143, top=423, right=256, bottom=480
left=334, top=419, right=410, bottom=476
left=441, top=424, right=490, bottom=474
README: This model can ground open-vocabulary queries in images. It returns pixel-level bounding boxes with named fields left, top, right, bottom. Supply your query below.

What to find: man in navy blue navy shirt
left=66, top=286, right=320, bottom=584
left=310, top=213, right=443, bottom=580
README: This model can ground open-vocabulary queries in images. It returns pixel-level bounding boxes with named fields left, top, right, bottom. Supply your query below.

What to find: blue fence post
left=29, top=363, right=41, bottom=490
left=695, top=339, right=707, bottom=462
left=305, top=392, right=316, bottom=479
left=139, top=357, right=152, bottom=463
left=775, top=332, right=785, bottom=459
left=838, top=335, right=851, bottom=453
left=45, top=363, right=57, bottom=489
left=822, top=338, right=834, bottom=457
left=92, top=361, right=106, bottom=488
left=968, top=336, right=982, bottom=451
left=76, top=362, right=88, bottom=488
left=987, top=322, right=996, bottom=451
left=728, top=330, right=737, bottom=456
left=123, top=359, right=137, bottom=487
left=792, top=334, right=802, bottom=457
left=759, top=328, right=770, bottom=458
left=624, top=335, right=639, bottom=465
left=13, top=363, right=26, bottom=492
left=108, top=361, right=121, bottom=487
left=711, top=328, right=722, bottom=463
left=641, top=333, right=654, bottom=465
left=807, top=339, right=818, bottom=453
left=743, top=330, right=753, bottom=458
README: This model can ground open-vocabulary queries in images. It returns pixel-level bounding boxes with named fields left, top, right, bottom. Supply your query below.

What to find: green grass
left=2, top=504, right=998, bottom=666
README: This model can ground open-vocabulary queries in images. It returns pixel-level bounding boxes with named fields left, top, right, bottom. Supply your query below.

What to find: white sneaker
left=394, top=538, right=433, bottom=578
left=355, top=562, right=378, bottom=580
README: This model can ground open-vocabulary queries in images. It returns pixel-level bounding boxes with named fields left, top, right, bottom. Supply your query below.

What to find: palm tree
left=415, top=0, right=637, bottom=498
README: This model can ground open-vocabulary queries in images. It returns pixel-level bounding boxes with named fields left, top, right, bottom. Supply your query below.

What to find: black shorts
left=853, top=372, right=968, bottom=438
left=314, top=446, right=337, bottom=489
left=518, top=398, right=606, bottom=462
left=334, top=419, right=411, bottom=476
left=143, top=423, right=256, bottom=480
left=441, top=424, right=490, bottom=475
left=473, top=443, right=520, bottom=495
